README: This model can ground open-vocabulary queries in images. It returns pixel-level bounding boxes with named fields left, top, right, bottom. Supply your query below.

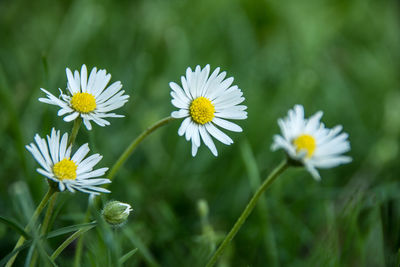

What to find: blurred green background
left=1, top=0, right=400, bottom=266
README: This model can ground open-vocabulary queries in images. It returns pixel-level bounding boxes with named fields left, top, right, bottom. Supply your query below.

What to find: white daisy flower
left=39, top=64, right=129, bottom=130
left=170, top=65, right=247, bottom=157
left=26, top=128, right=111, bottom=195
left=271, top=104, right=352, bottom=180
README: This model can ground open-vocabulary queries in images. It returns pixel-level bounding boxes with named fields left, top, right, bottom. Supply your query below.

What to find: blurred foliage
left=0, top=0, right=399, bottom=266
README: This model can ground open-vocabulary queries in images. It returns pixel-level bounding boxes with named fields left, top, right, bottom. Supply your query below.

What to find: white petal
left=215, top=110, right=247, bottom=120
left=171, top=98, right=188, bottom=109
left=191, top=141, right=199, bottom=157
left=96, top=81, right=123, bottom=103
left=83, top=118, right=93, bottom=130
left=185, top=121, right=196, bottom=141
left=34, top=134, right=52, bottom=166
left=171, top=109, right=189, bottom=119
left=205, top=123, right=233, bottom=145
left=80, top=64, right=88, bottom=92
left=58, top=182, right=66, bottom=192
left=66, top=68, right=79, bottom=94
left=77, top=154, right=102, bottom=174
left=304, top=163, right=321, bottom=181
left=310, top=156, right=352, bottom=169
left=192, top=124, right=201, bottom=147
left=59, top=133, right=69, bottom=160
left=26, top=144, right=51, bottom=172
left=170, top=82, right=191, bottom=103
left=64, top=112, right=80, bottom=122
left=86, top=67, right=98, bottom=93
left=71, top=143, right=90, bottom=164
left=77, top=167, right=108, bottom=179
left=178, top=117, right=191, bottom=136
left=199, top=125, right=218, bottom=156
left=212, top=118, right=243, bottom=132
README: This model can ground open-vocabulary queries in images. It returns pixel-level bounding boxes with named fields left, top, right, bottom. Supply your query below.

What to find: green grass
left=1, top=0, right=400, bottom=266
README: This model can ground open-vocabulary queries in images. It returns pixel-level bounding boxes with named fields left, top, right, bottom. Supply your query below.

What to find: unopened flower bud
left=197, top=199, right=209, bottom=218
left=102, top=201, right=133, bottom=226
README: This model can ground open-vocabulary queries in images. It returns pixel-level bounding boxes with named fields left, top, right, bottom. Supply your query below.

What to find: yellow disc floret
left=293, top=134, right=316, bottom=158
left=53, top=158, right=77, bottom=180
left=189, top=97, right=215, bottom=125
left=71, top=92, right=97, bottom=113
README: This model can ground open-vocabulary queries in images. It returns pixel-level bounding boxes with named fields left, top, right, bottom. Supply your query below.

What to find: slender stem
left=51, top=223, right=96, bottom=261
left=68, top=117, right=82, bottom=147
left=6, top=187, right=56, bottom=267
left=29, top=193, right=59, bottom=267
left=205, top=160, right=289, bottom=267
left=73, top=116, right=174, bottom=266
left=29, top=118, right=80, bottom=266
left=73, top=211, right=90, bottom=267
left=107, top=116, right=175, bottom=180
left=41, top=194, right=58, bottom=235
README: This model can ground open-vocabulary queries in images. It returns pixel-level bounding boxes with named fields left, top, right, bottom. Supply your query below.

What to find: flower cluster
left=27, top=63, right=353, bottom=195
left=16, top=63, right=354, bottom=266
left=170, top=65, right=351, bottom=179
left=27, top=65, right=129, bottom=195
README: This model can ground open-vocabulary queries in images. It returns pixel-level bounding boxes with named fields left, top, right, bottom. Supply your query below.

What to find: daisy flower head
left=271, top=104, right=352, bottom=180
left=39, top=64, right=129, bottom=130
left=170, top=64, right=247, bottom=157
left=26, top=128, right=111, bottom=195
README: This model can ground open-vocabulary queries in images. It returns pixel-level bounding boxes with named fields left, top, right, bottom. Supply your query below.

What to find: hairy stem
left=107, top=116, right=175, bottom=180
left=68, top=117, right=82, bottom=147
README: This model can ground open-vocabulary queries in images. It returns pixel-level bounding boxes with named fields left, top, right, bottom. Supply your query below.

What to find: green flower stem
left=68, top=117, right=82, bottom=147
left=107, top=116, right=175, bottom=181
left=73, top=116, right=174, bottom=267
left=205, top=160, right=289, bottom=267
left=73, top=210, right=91, bottom=267
left=73, top=224, right=85, bottom=267
left=29, top=193, right=59, bottom=267
left=40, top=193, right=58, bottom=235
left=29, top=118, right=81, bottom=266
left=6, top=187, right=56, bottom=267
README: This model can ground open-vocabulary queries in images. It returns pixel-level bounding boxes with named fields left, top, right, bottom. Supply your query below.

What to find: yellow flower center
left=53, top=158, right=77, bottom=180
left=293, top=134, right=316, bottom=158
left=70, top=92, right=97, bottom=113
left=189, top=97, right=215, bottom=125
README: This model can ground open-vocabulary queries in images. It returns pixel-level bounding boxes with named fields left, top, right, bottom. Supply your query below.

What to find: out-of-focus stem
left=6, top=187, right=56, bottom=267
left=205, top=160, right=289, bottom=267
left=107, top=116, right=175, bottom=180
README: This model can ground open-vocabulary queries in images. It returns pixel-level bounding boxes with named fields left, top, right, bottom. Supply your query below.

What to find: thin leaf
left=123, top=228, right=160, bottom=267
left=0, top=240, right=32, bottom=266
left=24, top=241, right=36, bottom=267
left=50, top=225, right=96, bottom=260
left=0, top=215, right=31, bottom=239
left=36, top=239, right=58, bottom=267
left=46, top=221, right=97, bottom=239
left=119, top=248, right=138, bottom=265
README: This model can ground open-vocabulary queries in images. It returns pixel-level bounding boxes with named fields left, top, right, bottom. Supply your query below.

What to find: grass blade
left=0, top=241, right=32, bottom=266
left=0, top=215, right=31, bottom=239
left=119, top=248, right=138, bottom=265
left=50, top=225, right=96, bottom=260
left=46, top=221, right=97, bottom=239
